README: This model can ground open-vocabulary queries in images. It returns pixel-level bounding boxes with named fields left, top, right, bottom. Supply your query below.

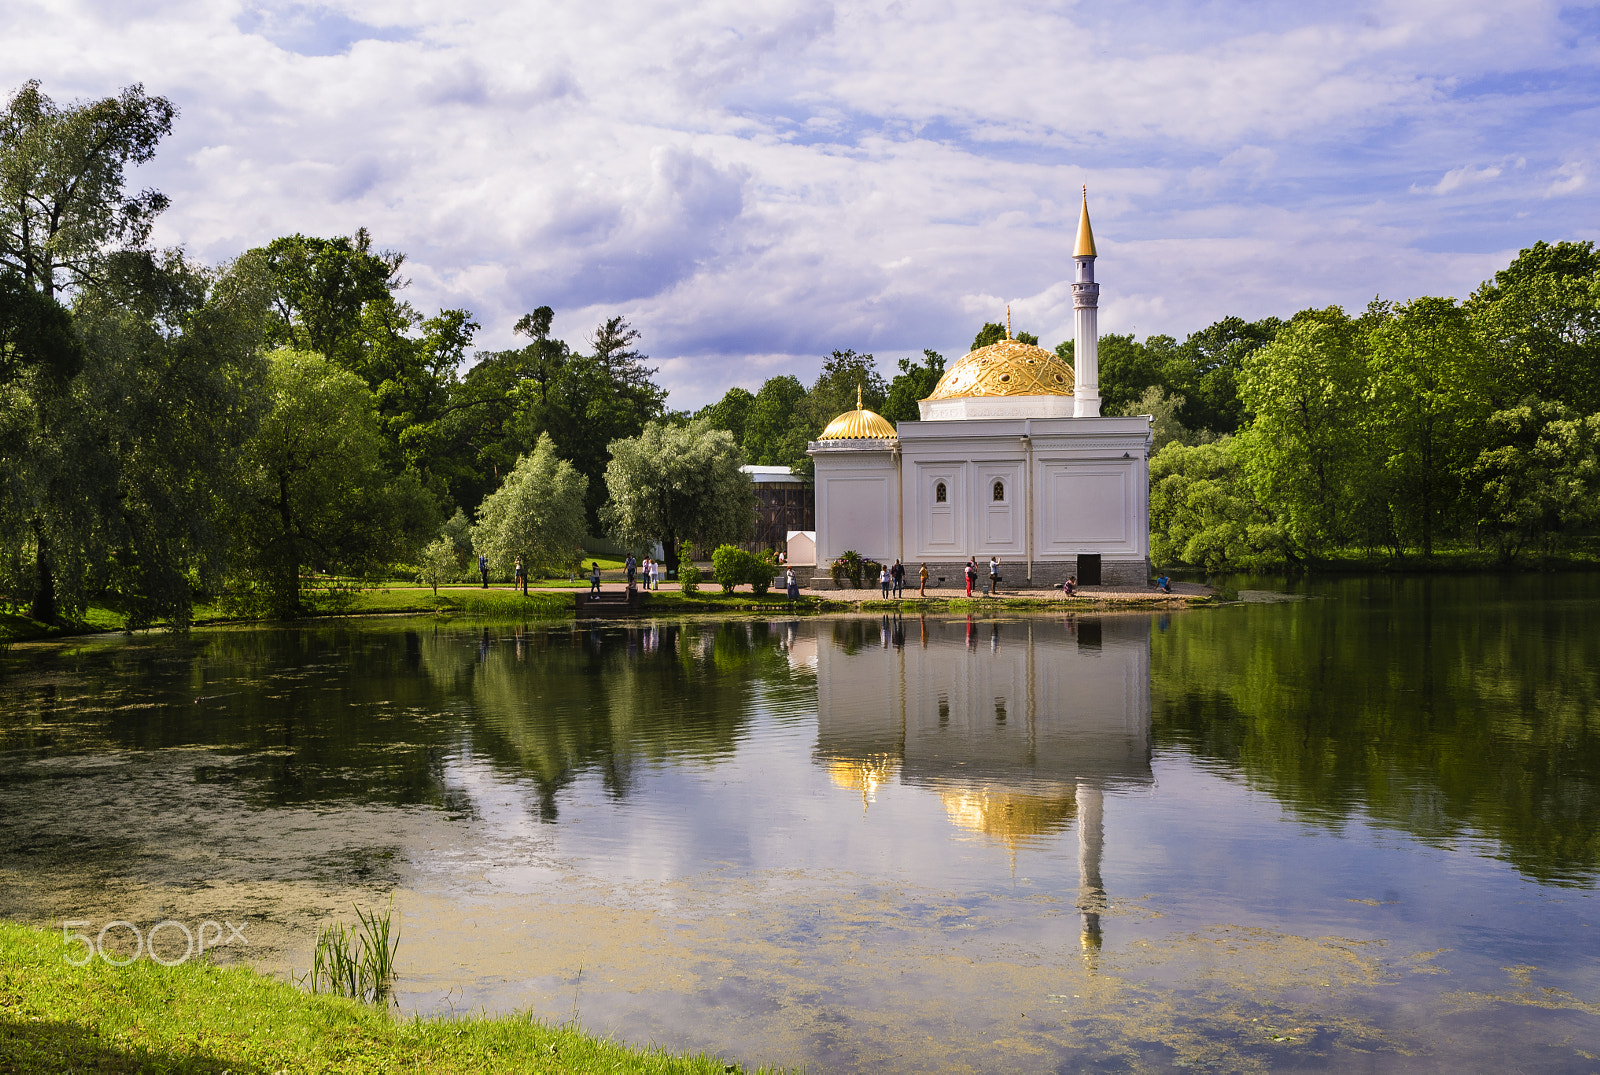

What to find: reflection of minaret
left=1076, top=782, right=1105, bottom=952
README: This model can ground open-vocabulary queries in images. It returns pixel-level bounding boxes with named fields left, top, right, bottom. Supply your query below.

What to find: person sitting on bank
left=1158, top=575, right=1172, bottom=593
left=1063, top=575, right=1077, bottom=596
left=589, top=561, right=602, bottom=598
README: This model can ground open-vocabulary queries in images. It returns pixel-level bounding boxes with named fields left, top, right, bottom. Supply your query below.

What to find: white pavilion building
left=807, top=193, right=1154, bottom=589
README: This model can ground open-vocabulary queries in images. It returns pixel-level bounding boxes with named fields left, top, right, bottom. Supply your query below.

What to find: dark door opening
left=1077, top=553, right=1102, bottom=586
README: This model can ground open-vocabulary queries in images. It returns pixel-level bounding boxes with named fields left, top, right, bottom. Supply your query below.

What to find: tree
left=1468, top=241, right=1600, bottom=414
left=415, top=537, right=457, bottom=595
left=1168, top=316, right=1283, bottom=435
left=803, top=348, right=887, bottom=433
left=232, top=349, right=436, bottom=614
left=470, top=433, right=588, bottom=579
left=1148, top=437, right=1288, bottom=572
left=882, top=350, right=945, bottom=424
left=0, top=80, right=176, bottom=301
left=601, top=418, right=754, bottom=572
left=1108, top=386, right=1208, bottom=451
left=1365, top=296, right=1492, bottom=557
left=695, top=385, right=754, bottom=444
left=1236, top=308, right=1370, bottom=557
left=742, top=375, right=809, bottom=467
left=512, top=306, right=566, bottom=404
left=1470, top=402, right=1600, bottom=561
left=259, top=230, right=401, bottom=367
left=511, top=315, right=667, bottom=531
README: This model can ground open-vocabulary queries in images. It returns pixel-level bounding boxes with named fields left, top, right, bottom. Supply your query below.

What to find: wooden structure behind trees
left=741, top=466, right=814, bottom=557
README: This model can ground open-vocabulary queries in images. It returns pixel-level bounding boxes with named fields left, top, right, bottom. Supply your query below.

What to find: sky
left=4, top=0, right=1598, bottom=408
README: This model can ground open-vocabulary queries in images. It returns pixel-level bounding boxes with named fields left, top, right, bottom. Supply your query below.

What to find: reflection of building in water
left=814, top=615, right=1151, bottom=951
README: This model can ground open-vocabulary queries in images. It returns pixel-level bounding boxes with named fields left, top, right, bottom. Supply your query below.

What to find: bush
left=831, top=550, right=864, bottom=588
left=711, top=544, right=753, bottom=593
left=679, top=564, right=701, bottom=593
left=750, top=550, right=778, bottom=596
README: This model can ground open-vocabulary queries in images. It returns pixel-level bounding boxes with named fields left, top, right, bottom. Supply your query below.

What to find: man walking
left=626, top=554, right=637, bottom=588
left=478, top=553, right=489, bottom=589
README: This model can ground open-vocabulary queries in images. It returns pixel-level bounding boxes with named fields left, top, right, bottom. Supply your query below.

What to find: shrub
left=750, top=550, right=778, bottom=595
left=711, top=544, right=752, bottom=593
left=831, top=550, right=864, bottom=588
left=678, top=542, right=701, bottom=593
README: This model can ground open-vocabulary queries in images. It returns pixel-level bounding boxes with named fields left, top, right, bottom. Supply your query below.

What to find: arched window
left=935, top=482, right=947, bottom=503
left=992, top=480, right=1005, bottom=502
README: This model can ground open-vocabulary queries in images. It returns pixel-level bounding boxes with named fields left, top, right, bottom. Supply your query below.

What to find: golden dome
left=924, top=337, right=1075, bottom=401
left=819, top=386, right=897, bottom=440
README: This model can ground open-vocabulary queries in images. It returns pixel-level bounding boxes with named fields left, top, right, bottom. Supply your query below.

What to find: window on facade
left=993, top=480, right=1005, bottom=502
left=935, top=482, right=947, bottom=503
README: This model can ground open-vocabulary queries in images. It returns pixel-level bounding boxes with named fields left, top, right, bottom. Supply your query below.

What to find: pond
left=1, top=575, right=1598, bottom=1071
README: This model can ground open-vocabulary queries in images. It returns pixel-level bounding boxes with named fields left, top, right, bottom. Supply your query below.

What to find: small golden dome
left=924, top=338, right=1075, bottom=402
left=819, top=386, right=897, bottom=440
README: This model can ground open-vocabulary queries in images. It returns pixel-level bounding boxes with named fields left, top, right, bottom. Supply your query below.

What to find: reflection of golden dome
left=940, top=787, right=1078, bottom=849
left=819, top=386, right=897, bottom=440
left=924, top=338, right=1075, bottom=401
left=827, top=755, right=900, bottom=807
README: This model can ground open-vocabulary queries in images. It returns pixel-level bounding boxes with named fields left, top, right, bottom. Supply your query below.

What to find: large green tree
left=601, top=418, right=753, bottom=571
left=695, top=385, right=755, bottom=444
left=0, top=80, right=175, bottom=301
left=1365, top=296, right=1492, bottom=556
left=471, top=433, right=588, bottom=579
left=1236, top=308, right=1372, bottom=557
left=1468, top=241, right=1600, bottom=413
left=742, top=374, right=809, bottom=467
left=232, top=349, right=436, bottom=614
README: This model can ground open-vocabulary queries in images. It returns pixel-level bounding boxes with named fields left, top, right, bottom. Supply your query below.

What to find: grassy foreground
left=0, top=922, right=752, bottom=1074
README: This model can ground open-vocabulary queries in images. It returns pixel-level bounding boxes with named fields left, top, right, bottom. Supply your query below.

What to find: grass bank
left=0, top=921, right=755, bottom=1074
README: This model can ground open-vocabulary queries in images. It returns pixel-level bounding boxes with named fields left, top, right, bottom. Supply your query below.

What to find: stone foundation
left=809, top=559, right=1151, bottom=591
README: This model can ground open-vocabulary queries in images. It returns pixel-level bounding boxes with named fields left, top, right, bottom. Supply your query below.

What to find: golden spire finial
left=856, top=383, right=863, bottom=411
left=1006, top=305, right=1012, bottom=340
left=1074, top=187, right=1097, bottom=258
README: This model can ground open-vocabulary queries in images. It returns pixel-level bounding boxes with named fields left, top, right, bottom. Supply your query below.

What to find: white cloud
left=1, top=0, right=1596, bottom=407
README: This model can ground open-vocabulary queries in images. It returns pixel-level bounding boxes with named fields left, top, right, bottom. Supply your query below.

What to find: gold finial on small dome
left=1075, top=187, right=1097, bottom=258
left=856, top=383, right=863, bottom=410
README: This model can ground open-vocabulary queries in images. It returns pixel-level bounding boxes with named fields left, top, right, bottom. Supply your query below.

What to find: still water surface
left=2, top=576, right=1597, bottom=1071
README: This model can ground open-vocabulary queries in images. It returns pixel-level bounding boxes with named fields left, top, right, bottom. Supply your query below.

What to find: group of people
left=622, top=554, right=663, bottom=591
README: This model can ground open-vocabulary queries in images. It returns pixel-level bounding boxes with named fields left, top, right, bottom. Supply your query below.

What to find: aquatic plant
left=308, top=896, right=398, bottom=1004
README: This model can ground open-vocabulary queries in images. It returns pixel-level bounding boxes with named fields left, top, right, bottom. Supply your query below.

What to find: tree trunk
left=662, top=536, right=680, bottom=574
left=28, top=519, right=58, bottom=625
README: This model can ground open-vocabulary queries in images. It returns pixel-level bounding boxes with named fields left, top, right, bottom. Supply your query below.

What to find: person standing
left=989, top=556, right=1000, bottom=594
left=514, top=557, right=526, bottom=596
left=919, top=563, right=929, bottom=597
left=891, top=559, right=904, bottom=598
left=786, top=567, right=799, bottom=600
left=878, top=565, right=890, bottom=598
left=626, top=554, right=637, bottom=588
left=478, top=553, right=489, bottom=589
left=964, top=558, right=976, bottom=597
left=589, top=561, right=602, bottom=598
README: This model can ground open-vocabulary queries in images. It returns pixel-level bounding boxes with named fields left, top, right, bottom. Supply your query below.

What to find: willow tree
left=601, top=418, right=753, bottom=572
left=470, top=433, right=587, bottom=579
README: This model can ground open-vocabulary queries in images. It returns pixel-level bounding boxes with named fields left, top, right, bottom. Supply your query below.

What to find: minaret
left=1072, top=188, right=1101, bottom=418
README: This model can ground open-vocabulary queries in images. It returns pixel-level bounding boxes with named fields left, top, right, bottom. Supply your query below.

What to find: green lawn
left=0, top=921, right=760, bottom=1074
